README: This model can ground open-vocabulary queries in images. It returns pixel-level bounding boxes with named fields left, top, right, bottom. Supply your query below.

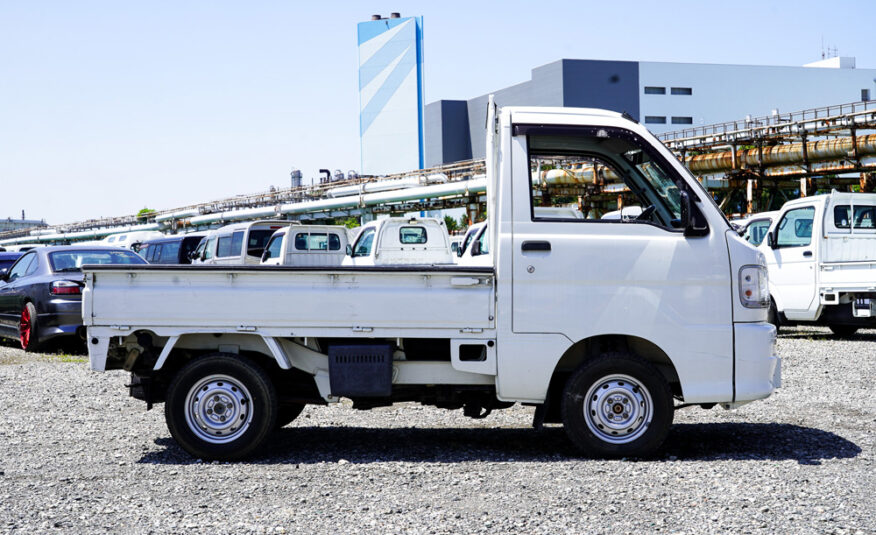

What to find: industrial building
left=425, top=57, right=876, bottom=167
left=0, top=214, right=46, bottom=232
left=357, top=13, right=425, bottom=176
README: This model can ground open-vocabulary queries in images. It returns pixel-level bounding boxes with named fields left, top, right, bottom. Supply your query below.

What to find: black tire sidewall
left=562, top=354, right=673, bottom=458
left=165, top=354, right=277, bottom=461
left=276, top=403, right=305, bottom=429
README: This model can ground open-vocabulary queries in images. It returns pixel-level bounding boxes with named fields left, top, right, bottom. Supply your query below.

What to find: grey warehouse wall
left=427, top=59, right=640, bottom=165
left=425, top=100, right=472, bottom=167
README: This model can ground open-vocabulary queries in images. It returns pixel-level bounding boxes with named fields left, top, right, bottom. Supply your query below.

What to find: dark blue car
left=0, top=251, right=23, bottom=272
left=0, top=246, right=146, bottom=351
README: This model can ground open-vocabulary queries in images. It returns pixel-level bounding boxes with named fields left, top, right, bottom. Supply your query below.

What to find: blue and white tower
left=357, top=13, right=425, bottom=175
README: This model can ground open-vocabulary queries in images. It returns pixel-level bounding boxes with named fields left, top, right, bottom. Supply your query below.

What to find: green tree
left=444, top=215, right=459, bottom=233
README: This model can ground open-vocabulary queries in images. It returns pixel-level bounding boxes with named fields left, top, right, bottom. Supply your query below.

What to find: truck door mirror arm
left=345, top=244, right=352, bottom=256
left=767, top=232, right=777, bottom=249
left=470, top=241, right=481, bottom=256
left=680, top=191, right=710, bottom=238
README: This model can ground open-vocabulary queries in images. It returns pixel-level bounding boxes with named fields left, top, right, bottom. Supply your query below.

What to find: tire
left=19, top=302, right=43, bottom=353
left=165, top=353, right=277, bottom=461
left=562, top=352, right=673, bottom=458
left=275, top=403, right=305, bottom=429
left=829, top=324, right=859, bottom=337
left=767, top=298, right=780, bottom=334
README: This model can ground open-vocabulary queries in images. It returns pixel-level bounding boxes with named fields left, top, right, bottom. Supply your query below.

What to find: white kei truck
left=82, top=101, right=780, bottom=461
left=758, top=191, right=876, bottom=336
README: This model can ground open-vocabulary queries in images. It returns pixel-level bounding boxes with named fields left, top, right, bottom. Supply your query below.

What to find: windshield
left=49, top=250, right=147, bottom=272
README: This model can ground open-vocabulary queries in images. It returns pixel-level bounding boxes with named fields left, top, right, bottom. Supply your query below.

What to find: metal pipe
left=685, top=134, right=876, bottom=173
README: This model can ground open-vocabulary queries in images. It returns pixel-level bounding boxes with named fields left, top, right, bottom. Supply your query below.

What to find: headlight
left=739, top=265, right=769, bottom=308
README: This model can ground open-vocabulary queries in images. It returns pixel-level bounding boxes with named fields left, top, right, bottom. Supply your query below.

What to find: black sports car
left=0, top=246, right=146, bottom=351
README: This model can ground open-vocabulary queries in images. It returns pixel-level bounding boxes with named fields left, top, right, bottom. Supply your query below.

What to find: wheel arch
left=541, top=334, right=682, bottom=423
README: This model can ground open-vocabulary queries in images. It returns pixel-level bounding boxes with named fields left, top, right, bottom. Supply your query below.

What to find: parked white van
left=192, top=220, right=296, bottom=265
left=759, top=191, right=876, bottom=335
left=261, top=225, right=352, bottom=267
left=101, top=231, right=165, bottom=252
left=343, top=217, right=454, bottom=266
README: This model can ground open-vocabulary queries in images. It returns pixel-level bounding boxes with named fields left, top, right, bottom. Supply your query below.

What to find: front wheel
left=165, top=354, right=277, bottom=461
left=562, top=352, right=673, bottom=458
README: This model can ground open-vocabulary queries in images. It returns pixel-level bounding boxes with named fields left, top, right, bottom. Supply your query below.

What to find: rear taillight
left=50, top=280, right=82, bottom=296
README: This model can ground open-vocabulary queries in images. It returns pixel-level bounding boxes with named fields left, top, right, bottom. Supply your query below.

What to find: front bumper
left=734, top=322, right=781, bottom=402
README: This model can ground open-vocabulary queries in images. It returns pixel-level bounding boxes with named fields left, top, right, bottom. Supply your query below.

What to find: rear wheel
left=562, top=352, right=673, bottom=458
left=165, top=353, right=277, bottom=461
left=19, top=302, right=42, bottom=353
left=829, top=324, right=859, bottom=337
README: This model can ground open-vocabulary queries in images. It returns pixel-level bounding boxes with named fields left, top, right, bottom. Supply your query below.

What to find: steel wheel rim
left=19, top=307, right=31, bottom=349
left=184, top=374, right=254, bottom=444
left=584, top=373, right=653, bottom=444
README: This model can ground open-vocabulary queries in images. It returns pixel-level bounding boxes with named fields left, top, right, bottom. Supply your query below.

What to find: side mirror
left=679, top=191, right=691, bottom=230
left=346, top=244, right=353, bottom=256
left=457, top=246, right=464, bottom=258
left=0, top=268, right=7, bottom=282
left=767, top=232, right=777, bottom=249
left=471, top=241, right=481, bottom=256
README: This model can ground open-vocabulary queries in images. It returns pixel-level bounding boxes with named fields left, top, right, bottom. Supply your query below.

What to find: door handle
left=803, top=250, right=813, bottom=257
left=521, top=241, right=551, bottom=252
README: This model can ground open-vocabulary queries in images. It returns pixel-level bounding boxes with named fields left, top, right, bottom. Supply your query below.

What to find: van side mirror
left=0, top=268, right=7, bottom=282
left=679, top=191, right=691, bottom=230
left=346, top=244, right=352, bottom=256
left=457, top=246, right=464, bottom=258
left=767, top=232, right=777, bottom=249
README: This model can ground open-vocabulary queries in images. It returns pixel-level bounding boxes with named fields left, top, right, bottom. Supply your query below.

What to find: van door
left=508, top=124, right=734, bottom=402
left=765, top=205, right=817, bottom=317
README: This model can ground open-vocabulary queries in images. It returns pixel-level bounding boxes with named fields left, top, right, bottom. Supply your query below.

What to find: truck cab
left=192, top=220, right=296, bottom=266
left=343, top=217, right=454, bottom=266
left=260, top=225, right=352, bottom=267
left=759, top=191, right=876, bottom=335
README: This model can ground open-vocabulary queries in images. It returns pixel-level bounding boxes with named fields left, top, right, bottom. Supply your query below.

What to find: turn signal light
left=50, top=280, right=82, bottom=296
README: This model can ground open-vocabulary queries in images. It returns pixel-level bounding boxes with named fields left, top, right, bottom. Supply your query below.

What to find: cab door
left=507, top=124, right=734, bottom=402
left=764, top=205, right=817, bottom=317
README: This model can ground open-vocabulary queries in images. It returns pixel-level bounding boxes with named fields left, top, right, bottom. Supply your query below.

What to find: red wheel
left=18, top=303, right=41, bottom=352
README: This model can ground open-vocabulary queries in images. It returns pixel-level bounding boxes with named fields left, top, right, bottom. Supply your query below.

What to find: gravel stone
left=0, top=327, right=874, bottom=534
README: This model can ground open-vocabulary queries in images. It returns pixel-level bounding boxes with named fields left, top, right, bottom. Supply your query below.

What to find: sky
left=2, top=0, right=875, bottom=225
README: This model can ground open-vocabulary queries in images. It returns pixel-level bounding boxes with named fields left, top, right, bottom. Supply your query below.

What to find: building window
left=644, top=116, right=666, bottom=124
left=863, top=89, right=871, bottom=102
left=671, top=116, right=693, bottom=125
left=671, top=87, right=693, bottom=95
left=644, top=86, right=665, bottom=95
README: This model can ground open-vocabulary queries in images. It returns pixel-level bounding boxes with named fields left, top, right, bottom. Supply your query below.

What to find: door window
left=263, top=234, right=284, bottom=260
left=744, top=219, right=772, bottom=246
left=7, top=253, right=35, bottom=282
left=216, top=235, right=233, bottom=257
left=203, top=237, right=217, bottom=260
left=853, top=206, right=875, bottom=229
left=230, top=231, right=245, bottom=256
left=523, top=127, right=692, bottom=230
left=158, top=241, right=181, bottom=263
left=352, top=228, right=375, bottom=257
left=776, top=207, right=815, bottom=247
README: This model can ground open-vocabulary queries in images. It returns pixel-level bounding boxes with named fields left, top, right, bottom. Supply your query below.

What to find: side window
left=526, top=129, right=688, bottom=230
left=399, top=227, right=427, bottom=244
left=230, top=231, right=244, bottom=255
left=853, top=206, right=875, bottom=229
left=473, top=228, right=489, bottom=256
left=216, top=235, right=233, bottom=257
left=203, top=237, right=217, bottom=260
left=159, top=241, right=181, bottom=263
left=352, top=228, right=376, bottom=257
left=744, top=219, right=772, bottom=246
left=149, top=244, right=162, bottom=263
left=7, top=253, right=35, bottom=282
left=834, top=205, right=851, bottom=229
left=328, top=234, right=341, bottom=251
left=24, top=255, right=39, bottom=275
left=459, top=228, right=477, bottom=256
left=294, top=233, right=308, bottom=250
left=776, top=207, right=815, bottom=247
left=263, top=234, right=284, bottom=260
left=138, top=244, right=151, bottom=261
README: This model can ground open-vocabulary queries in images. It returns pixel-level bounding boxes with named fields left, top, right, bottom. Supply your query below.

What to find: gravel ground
left=0, top=327, right=874, bottom=535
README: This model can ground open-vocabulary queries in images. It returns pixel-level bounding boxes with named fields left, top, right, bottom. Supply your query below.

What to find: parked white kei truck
left=260, top=225, right=352, bottom=267
left=342, top=217, right=455, bottom=267
left=759, top=191, right=876, bottom=336
left=82, top=101, right=780, bottom=461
